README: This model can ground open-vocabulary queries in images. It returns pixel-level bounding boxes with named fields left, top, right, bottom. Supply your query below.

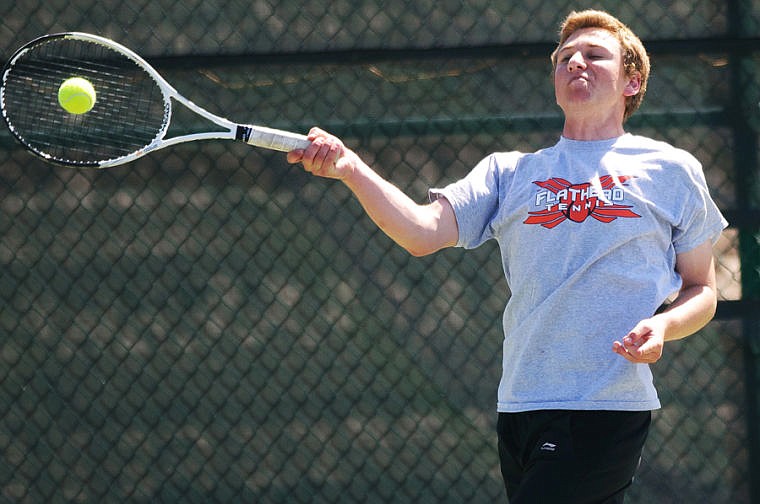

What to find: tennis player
left=288, top=9, right=727, bottom=503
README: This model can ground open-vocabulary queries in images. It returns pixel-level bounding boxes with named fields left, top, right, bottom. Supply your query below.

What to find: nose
left=567, top=51, right=586, bottom=72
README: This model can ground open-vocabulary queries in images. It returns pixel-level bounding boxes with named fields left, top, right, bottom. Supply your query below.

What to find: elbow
left=400, top=234, right=452, bottom=257
left=403, top=243, right=438, bottom=258
left=701, top=281, right=719, bottom=322
left=402, top=235, right=457, bottom=257
left=706, top=287, right=718, bottom=321
left=400, top=229, right=456, bottom=257
left=694, top=285, right=719, bottom=332
left=694, top=284, right=719, bottom=329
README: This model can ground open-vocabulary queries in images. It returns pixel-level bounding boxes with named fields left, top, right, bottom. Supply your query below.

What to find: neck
left=560, top=102, right=627, bottom=140
left=562, top=116, right=626, bottom=141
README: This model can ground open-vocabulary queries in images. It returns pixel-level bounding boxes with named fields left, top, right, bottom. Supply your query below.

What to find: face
left=554, top=28, right=640, bottom=118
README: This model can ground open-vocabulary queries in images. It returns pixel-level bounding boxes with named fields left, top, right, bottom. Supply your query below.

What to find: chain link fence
left=1, top=1, right=758, bottom=502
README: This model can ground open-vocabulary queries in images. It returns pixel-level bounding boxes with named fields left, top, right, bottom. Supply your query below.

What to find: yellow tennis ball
left=58, top=77, right=96, bottom=114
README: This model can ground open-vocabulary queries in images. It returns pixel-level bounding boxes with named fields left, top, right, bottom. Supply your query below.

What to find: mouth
left=569, top=75, right=590, bottom=87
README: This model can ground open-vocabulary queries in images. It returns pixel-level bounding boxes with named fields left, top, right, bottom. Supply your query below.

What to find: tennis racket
left=0, top=32, right=311, bottom=168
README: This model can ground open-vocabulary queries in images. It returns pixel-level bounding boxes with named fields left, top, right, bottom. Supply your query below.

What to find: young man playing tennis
left=288, top=9, right=726, bottom=503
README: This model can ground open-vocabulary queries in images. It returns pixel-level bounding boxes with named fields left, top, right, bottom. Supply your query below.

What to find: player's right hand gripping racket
left=0, top=32, right=311, bottom=168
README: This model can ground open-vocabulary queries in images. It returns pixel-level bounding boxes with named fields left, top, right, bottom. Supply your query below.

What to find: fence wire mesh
left=1, top=1, right=758, bottom=503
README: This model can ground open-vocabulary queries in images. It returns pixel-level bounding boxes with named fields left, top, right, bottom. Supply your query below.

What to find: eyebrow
left=557, top=42, right=611, bottom=55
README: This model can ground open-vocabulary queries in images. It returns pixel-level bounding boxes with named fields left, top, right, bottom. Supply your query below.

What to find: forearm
left=656, top=242, right=720, bottom=341
left=288, top=127, right=458, bottom=256
left=613, top=242, right=719, bottom=363
left=342, top=156, right=456, bottom=256
left=656, top=283, right=718, bottom=342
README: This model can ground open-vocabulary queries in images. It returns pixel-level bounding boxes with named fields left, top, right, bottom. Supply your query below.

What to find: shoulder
left=622, top=134, right=700, bottom=168
left=484, top=145, right=559, bottom=174
left=485, top=150, right=531, bottom=170
left=466, top=150, right=530, bottom=186
left=620, top=135, right=713, bottom=200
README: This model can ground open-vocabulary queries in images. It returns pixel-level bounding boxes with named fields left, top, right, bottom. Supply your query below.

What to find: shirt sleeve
left=429, top=153, right=518, bottom=249
left=672, top=155, right=728, bottom=253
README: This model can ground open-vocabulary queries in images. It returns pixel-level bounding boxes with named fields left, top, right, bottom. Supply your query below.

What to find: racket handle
left=236, top=125, right=311, bottom=152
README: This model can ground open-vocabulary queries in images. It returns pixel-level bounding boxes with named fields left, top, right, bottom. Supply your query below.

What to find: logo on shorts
left=524, top=175, right=641, bottom=229
left=540, top=442, right=558, bottom=452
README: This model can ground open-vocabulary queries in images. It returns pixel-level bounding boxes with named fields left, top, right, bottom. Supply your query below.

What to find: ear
left=623, top=71, right=642, bottom=97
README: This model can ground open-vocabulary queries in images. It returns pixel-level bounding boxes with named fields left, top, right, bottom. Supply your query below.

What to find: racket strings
left=1, top=36, right=169, bottom=166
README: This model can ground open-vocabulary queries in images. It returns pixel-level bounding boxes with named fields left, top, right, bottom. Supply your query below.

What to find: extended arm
left=287, top=128, right=458, bottom=257
left=612, top=239, right=719, bottom=363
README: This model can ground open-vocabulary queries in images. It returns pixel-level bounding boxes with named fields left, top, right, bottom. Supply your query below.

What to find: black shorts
left=497, top=410, right=651, bottom=504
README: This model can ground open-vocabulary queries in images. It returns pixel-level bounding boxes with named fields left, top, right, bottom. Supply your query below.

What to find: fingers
left=304, top=135, right=340, bottom=173
left=612, top=337, right=644, bottom=363
left=286, top=149, right=303, bottom=164
left=612, top=340, right=637, bottom=363
left=612, top=328, right=664, bottom=364
left=287, top=126, right=326, bottom=164
left=287, top=127, right=346, bottom=179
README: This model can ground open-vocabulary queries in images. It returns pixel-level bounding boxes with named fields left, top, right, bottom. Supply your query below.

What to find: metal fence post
left=729, top=1, right=760, bottom=502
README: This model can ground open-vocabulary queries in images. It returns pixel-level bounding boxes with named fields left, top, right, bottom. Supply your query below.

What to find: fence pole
left=728, top=1, right=760, bottom=502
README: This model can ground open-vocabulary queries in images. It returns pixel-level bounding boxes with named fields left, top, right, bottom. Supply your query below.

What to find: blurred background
left=1, top=1, right=758, bottom=502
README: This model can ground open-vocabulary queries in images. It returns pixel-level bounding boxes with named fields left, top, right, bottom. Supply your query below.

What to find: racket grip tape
left=236, top=125, right=310, bottom=152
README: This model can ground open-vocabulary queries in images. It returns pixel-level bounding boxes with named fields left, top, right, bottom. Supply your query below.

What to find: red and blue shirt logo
left=524, top=175, right=641, bottom=229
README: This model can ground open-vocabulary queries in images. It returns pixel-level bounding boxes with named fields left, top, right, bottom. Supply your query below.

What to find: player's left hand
left=612, top=318, right=666, bottom=364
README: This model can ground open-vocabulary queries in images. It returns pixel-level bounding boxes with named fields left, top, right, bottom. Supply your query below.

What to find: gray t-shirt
left=430, top=134, right=727, bottom=413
